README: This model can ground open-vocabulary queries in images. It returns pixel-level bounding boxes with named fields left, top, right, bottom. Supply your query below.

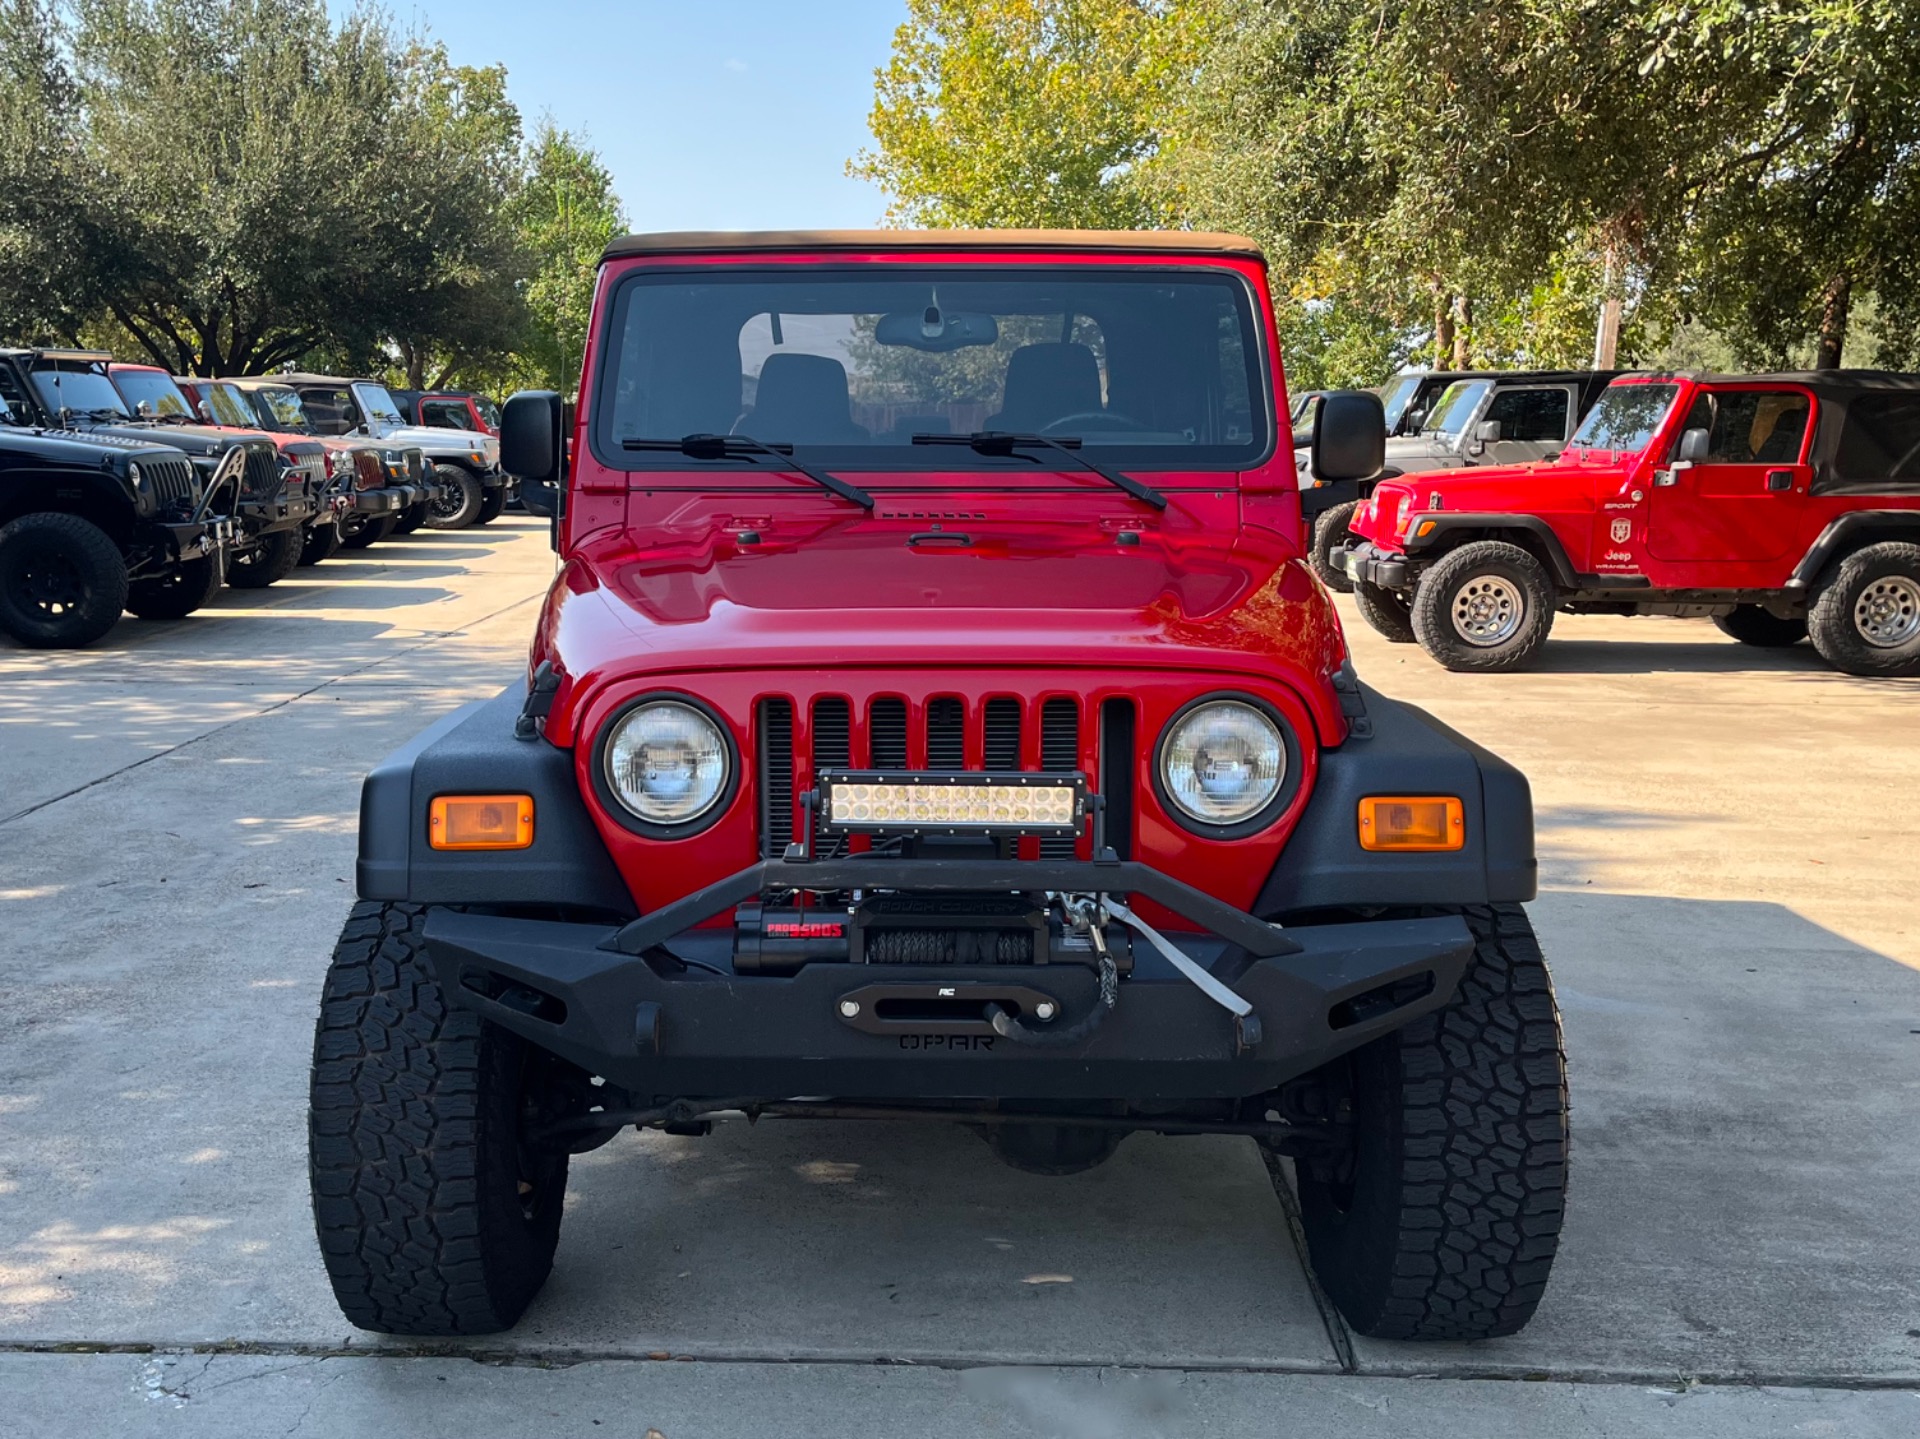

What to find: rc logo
left=1610, top=518, right=1632, bottom=543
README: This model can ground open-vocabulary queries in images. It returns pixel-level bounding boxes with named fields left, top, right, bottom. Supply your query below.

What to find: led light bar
left=818, top=770, right=1086, bottom=837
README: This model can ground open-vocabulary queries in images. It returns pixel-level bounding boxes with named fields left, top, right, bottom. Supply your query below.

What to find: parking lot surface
left=3, top=520, right=1917, bottom=1433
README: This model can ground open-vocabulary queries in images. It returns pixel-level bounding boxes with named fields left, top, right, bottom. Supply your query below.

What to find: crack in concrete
left=1259, top=1145, right=1357, bottom=1375
left=4, top=1339, right=1917, bottom=1392
left=0, top=593, right=540, bottom=828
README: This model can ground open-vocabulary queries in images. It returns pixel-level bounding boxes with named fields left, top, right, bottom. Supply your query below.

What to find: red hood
left=1354, top=453, right=1627, bottom=547
left=531, top=491, right=1349, bottom=746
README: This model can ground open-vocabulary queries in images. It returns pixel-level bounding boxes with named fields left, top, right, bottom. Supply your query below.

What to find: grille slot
left=142, top=456, right=197, bottom=508
left=1098, top=698, right=1136, bottom=859
left=1038, top=698, right=1081, bottom=857
left=812, top=696, right=851, bottom=769
left=926, top=697, right=964, bottom=769
left=758, top=699, right=795, bottom=859
left=983, top=698, right=1021, bottom=770
left=869, top=697, right=908, bottom=768
left=241, top=445, right=280, bottom=499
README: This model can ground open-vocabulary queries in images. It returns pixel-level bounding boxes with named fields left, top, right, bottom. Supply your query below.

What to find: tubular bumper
left=423, top=907, right=1476, bottom=1101
left=1338, top=540, right=1409, bottom=589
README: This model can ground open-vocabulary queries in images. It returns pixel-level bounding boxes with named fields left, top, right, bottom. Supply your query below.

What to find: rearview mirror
left=1309, top=389, right=1386, bottom=485
left=501, top=389, right=565, bottom=519
left=1676, top=427, right=1710, bottom=463
left=874, top=309, right=998, bottom=351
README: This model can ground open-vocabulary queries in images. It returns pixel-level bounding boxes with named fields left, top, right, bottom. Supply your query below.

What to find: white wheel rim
left=1451, top=575, right=1525, bottom=646
left=1854, top=575, right=1920, bottom=648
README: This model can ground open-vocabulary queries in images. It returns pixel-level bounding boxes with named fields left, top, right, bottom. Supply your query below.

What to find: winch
left=731, top=892, right=1134, bottom=975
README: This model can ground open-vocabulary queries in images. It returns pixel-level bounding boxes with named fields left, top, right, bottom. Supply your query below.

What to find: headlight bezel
left=1151, top=692, right=1298, bottom=839
left=591, top=692, right=739, bottom=838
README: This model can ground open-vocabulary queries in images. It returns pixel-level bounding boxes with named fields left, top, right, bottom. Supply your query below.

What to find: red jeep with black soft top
left=1340, top=371, right=1920, bottom=674
left=310, top=230, right=1568, bottom=1344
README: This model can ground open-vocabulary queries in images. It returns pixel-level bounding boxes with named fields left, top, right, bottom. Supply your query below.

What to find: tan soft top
left=601, top=229, right=1264, bottom=261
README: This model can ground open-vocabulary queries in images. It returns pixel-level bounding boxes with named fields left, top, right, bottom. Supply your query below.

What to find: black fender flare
left=0, top=467, right=139, bottom=542
left=356, top=685, right=636, bottom=916
left=1256, top=684, right=1536, bottom=916
left=1401, top=513, right=1581, bottom=589
left=1787, top=511, right=1920, bottom=590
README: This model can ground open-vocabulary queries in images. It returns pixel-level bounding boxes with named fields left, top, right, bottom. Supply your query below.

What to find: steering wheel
left=1040, top=411, right=1152, bottom=435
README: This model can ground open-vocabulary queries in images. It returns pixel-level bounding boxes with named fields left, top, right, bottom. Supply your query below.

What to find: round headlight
left=1159, top=700, right=1286, bottom=827
left=602, top=701, right=731, bottom=827
left=127, top=462, right=143, bottom=488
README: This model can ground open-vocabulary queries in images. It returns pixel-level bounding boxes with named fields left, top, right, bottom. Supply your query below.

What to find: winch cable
left=1098, top=896, right=1255, bottom=1018
left=983, top=953, right=1118, bottom=1047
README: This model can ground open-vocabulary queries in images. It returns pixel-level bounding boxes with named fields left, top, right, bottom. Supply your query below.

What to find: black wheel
left=309, top=902, right=572, bottom=1336
left=1807, top=541, right=1920, bottom=677
left=1352, top=578, right=1416, bottom=644
left=125, top=551, right=224, bottom=620
left=1411, top=541, right=1557, bottom=672
left=425, top=466, right=483, bottom=530
left=1713, top=604, right=1806, bottom=648
left=300, top=519, right=342, bottom=567
left=339, top=513, right=400, bottom=550
left=1294, top=904, right=1568, bottom=1341
left=1309, top=500, right=1358, bottom=593
left=225, top=528, right=302, bottom=589
left=393, top=502, right=428, bottom=535
left=0, top=512, right=129, bottom=648
left=474, top=486, right=507, bottom=525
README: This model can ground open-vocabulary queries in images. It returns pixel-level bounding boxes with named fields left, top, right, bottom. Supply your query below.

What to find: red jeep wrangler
left=1339, top=371, right=1920, bottom=674
left=310, top=230, right=1567, bottom=1343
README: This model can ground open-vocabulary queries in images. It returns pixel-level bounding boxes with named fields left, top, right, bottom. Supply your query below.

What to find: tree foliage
left=506, top=124, right=626, bottom=395
left=0, top=0, right=624, bottom=389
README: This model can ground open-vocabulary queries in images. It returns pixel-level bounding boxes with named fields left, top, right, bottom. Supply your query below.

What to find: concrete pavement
left=2, top=522, right=1917, bottom=1433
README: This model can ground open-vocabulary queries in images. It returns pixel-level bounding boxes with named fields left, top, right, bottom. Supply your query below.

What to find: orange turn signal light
left=1358, top=796, right=1464, bottom=852
left=429, top=794, right=534, bottom=851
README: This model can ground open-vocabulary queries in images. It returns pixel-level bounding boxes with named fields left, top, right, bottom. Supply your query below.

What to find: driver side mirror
left=1468, top=418, right=1502, bottom=456
left=1308, top=389, right=1386, bottom=486
left=195, top=401, right=213, bottom=422
left=501, top=389, right=566, bottom=521
left=1676, top=427, right=1710, bottom=464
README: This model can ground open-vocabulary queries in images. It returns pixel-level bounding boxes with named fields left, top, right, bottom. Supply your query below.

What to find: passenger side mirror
left=502, top=389, right=565, bottom=519
left=195, top=401, right=213, bottom=422
left=1474, top=419, right=1502, bottom=443
left=1308, top=389, right=1386, bottom=486
left=1676, top=427, right=1710, bottom=464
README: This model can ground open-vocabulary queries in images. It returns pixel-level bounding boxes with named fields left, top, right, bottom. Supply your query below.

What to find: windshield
left=247, top=385, right=314, bottom=432
left=1569, top=384, right=1679, bottom=454
left=199, top=383, right=261, bottom=428
left=111, top=369, right=193, bottom=418
left=473, top=395, right=500, bottom=428
left=596, top=266, right=1267, bottom=470
left=1378, top=374, right=1424, bottom=432
left=352, top=382, right=406, bottom=426
left=30, top=366, right=129, bottom=419
left=1422, top=381, right=1491, bottom=440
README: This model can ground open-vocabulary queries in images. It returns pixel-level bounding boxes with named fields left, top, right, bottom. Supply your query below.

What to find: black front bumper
left=424, top=905, right=1475, bottom=1101
left=238, top=492, right=318, bottom=537
left=353, top=485, right=414, bottom=514
left=1338, top=540, right=1409, bottom=589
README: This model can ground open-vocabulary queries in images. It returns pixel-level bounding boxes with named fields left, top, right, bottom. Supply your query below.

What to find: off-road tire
left=394, top=502, right=427, bottom=535
left=1309, top=500, right=1359, bottom=593
left=340, top=513, right=399, bottom=550
left=0, top=512, right=129, bottom=648
left=125, top=552, right=223, bottom=620
left=309, top=901, right=570, bottom=1336
left=225, top=528, right=302, bottom=589
left=474, top=486, right=507, bottom=525
left=1713, top=605, right=1806, bottom=648
left=1295, top=903, right=1568, bottom=1341
left=1412, top=541, right=1557, bottom=672
left=300, top=519, right=342, bottom=567
left=1807, top=541, right=1920, bottom=677
left=425, top=465, right=483, bottom=530
left=1352, top=578, right=1416, bottom=644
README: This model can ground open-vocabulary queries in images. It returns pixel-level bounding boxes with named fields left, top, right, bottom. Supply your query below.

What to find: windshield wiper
left=912, top=431, right=1168, bottom=511
left=622, top=433, right=875, bottom=510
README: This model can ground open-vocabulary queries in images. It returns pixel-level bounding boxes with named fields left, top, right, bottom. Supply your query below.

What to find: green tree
left=852, top=0, right=1210, bottom=229
left=507, top=124, right=626, bottom=396
left=0, top=0, right=97, bottom=343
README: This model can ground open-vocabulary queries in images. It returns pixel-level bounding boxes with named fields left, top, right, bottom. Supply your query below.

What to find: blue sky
left=366, top=1, right=908, bottom=232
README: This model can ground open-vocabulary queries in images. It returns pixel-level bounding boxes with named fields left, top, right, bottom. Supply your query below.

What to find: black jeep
left=0, top=350, right=308, bottom=600
left=0, top=385, right=233, bottom=647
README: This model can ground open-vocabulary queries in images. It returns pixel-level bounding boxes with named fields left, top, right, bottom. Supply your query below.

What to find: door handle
left=1765, top=469, right=1794, bottom=492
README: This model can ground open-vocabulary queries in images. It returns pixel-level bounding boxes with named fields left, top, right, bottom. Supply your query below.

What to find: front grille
left=240, top=444, right=280, bottom=499
left=405, top=449, right=427, bottom=484
left=141, top=455, right=197, bottom=508
left=756, top=693, right=1121, bottom=861
left=294, top=453, right=326, bottom=496
left=353, top=450, right=385, bottom=491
